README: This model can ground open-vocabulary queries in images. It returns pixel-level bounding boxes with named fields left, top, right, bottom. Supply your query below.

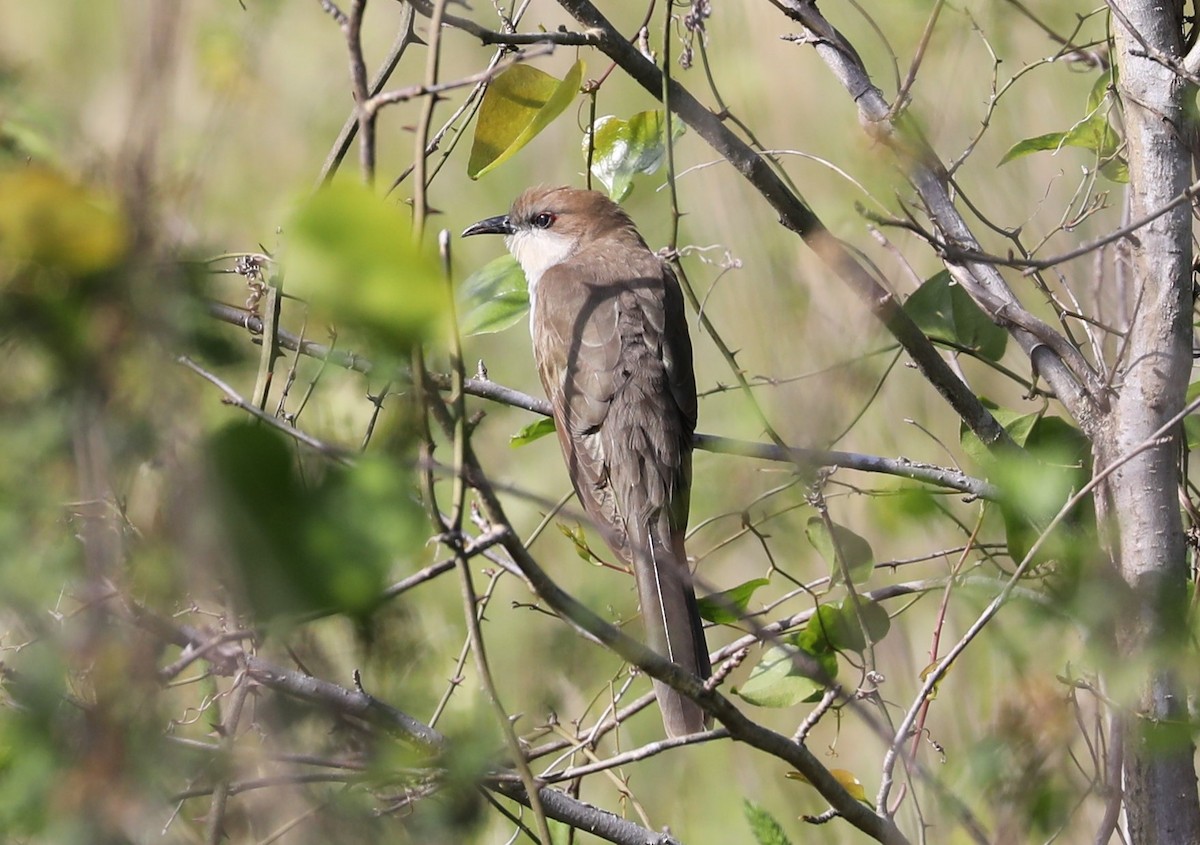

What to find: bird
left=462, top=186, right=711, bottom=737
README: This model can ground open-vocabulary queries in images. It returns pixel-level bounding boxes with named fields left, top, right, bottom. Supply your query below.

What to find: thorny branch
left=204, top=300, right=999, bottom=499
left=119, top=597, right=683, bottom=845
left=768, top=0, right=1111, bottom=431
left=434, top=0, right=1019, bottom=455
left=160, top=2, right=1197, bottom=843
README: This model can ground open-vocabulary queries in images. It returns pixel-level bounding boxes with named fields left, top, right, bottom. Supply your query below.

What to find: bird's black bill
left=461, top=214, right=514, bottom=237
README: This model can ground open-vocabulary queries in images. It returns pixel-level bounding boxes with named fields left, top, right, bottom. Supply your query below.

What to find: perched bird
left=463, top=186, right=711, bottom=736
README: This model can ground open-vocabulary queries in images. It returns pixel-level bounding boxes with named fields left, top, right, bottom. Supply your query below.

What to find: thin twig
left=317, top=3, right=421, bottom=187
left=178, top=356, right=351, bottom=463
left=204, top=300, right=1000, bottom=498
left=875, top=390, right=1200, bottom=812
left=204, top=670, right=253, bottom=845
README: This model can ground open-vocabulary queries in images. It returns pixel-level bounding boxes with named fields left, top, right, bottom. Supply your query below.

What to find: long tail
left=632, top=516, right=711, bottom=737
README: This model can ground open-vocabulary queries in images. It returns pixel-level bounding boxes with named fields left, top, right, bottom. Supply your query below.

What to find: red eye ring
left=532, top=212, right=556, bottom=229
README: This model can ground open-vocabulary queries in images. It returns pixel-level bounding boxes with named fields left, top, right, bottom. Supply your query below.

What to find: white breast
left=506, top=228, right=577, bottom=303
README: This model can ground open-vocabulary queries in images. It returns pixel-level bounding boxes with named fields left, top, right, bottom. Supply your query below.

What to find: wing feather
left=531, top=237, right=709, bottom=736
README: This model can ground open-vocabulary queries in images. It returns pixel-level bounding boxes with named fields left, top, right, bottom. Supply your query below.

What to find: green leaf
left=460, top=253, right=528, bottom=335
left=697, top=577, right=770, bottom=624
left=468, top=60, right=584, bottom=179
left=856, top=598, right=891, bottom=644
left=1085, top=69, right=1113, bottom=113
left=288, top=183, right=443, bottom=353
left=1065, top=114, right=1118, bottom=154
left=804, top=517, right=874, bottom=585
left=743, top=800, right=793, bottom=845
left=1099, top=156, right=1129, bottom=184
left=805, top=603, right=847, bottom=649
left=999, top=131, right=1072, bottom=166
left=735, top=642, right=836, bottom=708
left=806, top=599, right=891, bottom=653
left=510, top=417, right=556, bottom=447
left=903, top=270, right=1007, bottom=361
left=207, top=423, right=422, bottom=620
left=999, top=116, right=1119, bottom=167
left=999, top=69, right=1127, bottom=183
left=584, top=110, right=685, bottom=201
left=555, top=522, right=603, bottom=564
left=959, top=399, right=1038, bottom=467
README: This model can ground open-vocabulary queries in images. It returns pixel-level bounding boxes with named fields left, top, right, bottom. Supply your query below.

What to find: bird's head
left=462, top=186, right=636, bottom=287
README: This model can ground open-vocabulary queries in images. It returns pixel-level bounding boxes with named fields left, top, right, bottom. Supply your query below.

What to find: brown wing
left=532, top=243, right=709, bottom=737
left=531, top=245, right=695, bottom=562
left=532, top=262, right=626, bottom=563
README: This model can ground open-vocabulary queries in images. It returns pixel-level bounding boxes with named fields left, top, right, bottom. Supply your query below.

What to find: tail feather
left=632, top=517, right=711, bottom=737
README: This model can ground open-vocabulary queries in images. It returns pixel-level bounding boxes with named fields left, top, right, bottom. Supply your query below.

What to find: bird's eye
left=531, top=212, right=556, bottom=229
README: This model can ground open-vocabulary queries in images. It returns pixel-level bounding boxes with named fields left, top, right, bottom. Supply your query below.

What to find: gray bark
left=1103, top=2, right=1200, bottom=842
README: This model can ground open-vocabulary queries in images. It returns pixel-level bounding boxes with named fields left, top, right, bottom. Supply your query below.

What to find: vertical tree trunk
left=1103, top=2, right=1200, bottom=842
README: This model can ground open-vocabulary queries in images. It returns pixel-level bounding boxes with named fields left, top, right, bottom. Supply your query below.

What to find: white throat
left=505, top=228, right=577, bottom=306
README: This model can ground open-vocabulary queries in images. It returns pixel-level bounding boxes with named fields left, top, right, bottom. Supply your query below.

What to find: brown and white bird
left=463, top=186, right=710, bottom=736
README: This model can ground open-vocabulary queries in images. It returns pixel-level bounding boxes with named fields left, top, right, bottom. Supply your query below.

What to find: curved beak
left=461, top=214, right=515, bottom=237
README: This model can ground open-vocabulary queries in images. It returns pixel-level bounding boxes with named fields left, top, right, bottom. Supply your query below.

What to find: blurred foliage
left=288, top=181, right=446, bottom=355
left=0, top=1, right=1185, bottom=844
left=207, top=422, right=425, bottom=622
left=744, top=799, right=794, bottom=845
left=459, top=252, right=528, bottom=335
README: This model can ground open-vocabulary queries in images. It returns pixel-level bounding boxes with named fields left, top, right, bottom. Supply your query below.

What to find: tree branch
left=502, top=0, right=1019, bottom=455
left=417, top=393, right=912, bottom=844
left=767, top=0, right=1109, bottom=431
left=203, top=300, right=998, bottom=498
left=127, top=599, right=685, bottom=845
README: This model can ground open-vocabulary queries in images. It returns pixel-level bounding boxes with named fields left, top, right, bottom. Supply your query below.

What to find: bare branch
left=203, top=300, right=998, bottom=497
left=540, top=0, right=1016, bottom=456
left=178, top=355, right=352, bottom=463
left=769, top=0, right=1109, bottom=429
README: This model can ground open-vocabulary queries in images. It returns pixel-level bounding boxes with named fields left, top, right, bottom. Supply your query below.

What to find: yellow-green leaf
left=0, top=166, right=128, bottom=276
left=510, top=417, right=555, bottom=447
left=460, top=253, right=528, bottom=335
left=697, top=577, right=770, bottom=624
left=917, top=658, right=945, bottom=700
left=556, top=522, right=603, bottom=564
left=468, top=60, right=584, bottom=179
left=785, top=768, right=869, bottom=803
left=288, top=183, right=443, bottom=352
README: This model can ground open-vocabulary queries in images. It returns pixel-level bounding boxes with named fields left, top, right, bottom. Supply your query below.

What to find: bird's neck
left=506, top=229, right=577, bottom=295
